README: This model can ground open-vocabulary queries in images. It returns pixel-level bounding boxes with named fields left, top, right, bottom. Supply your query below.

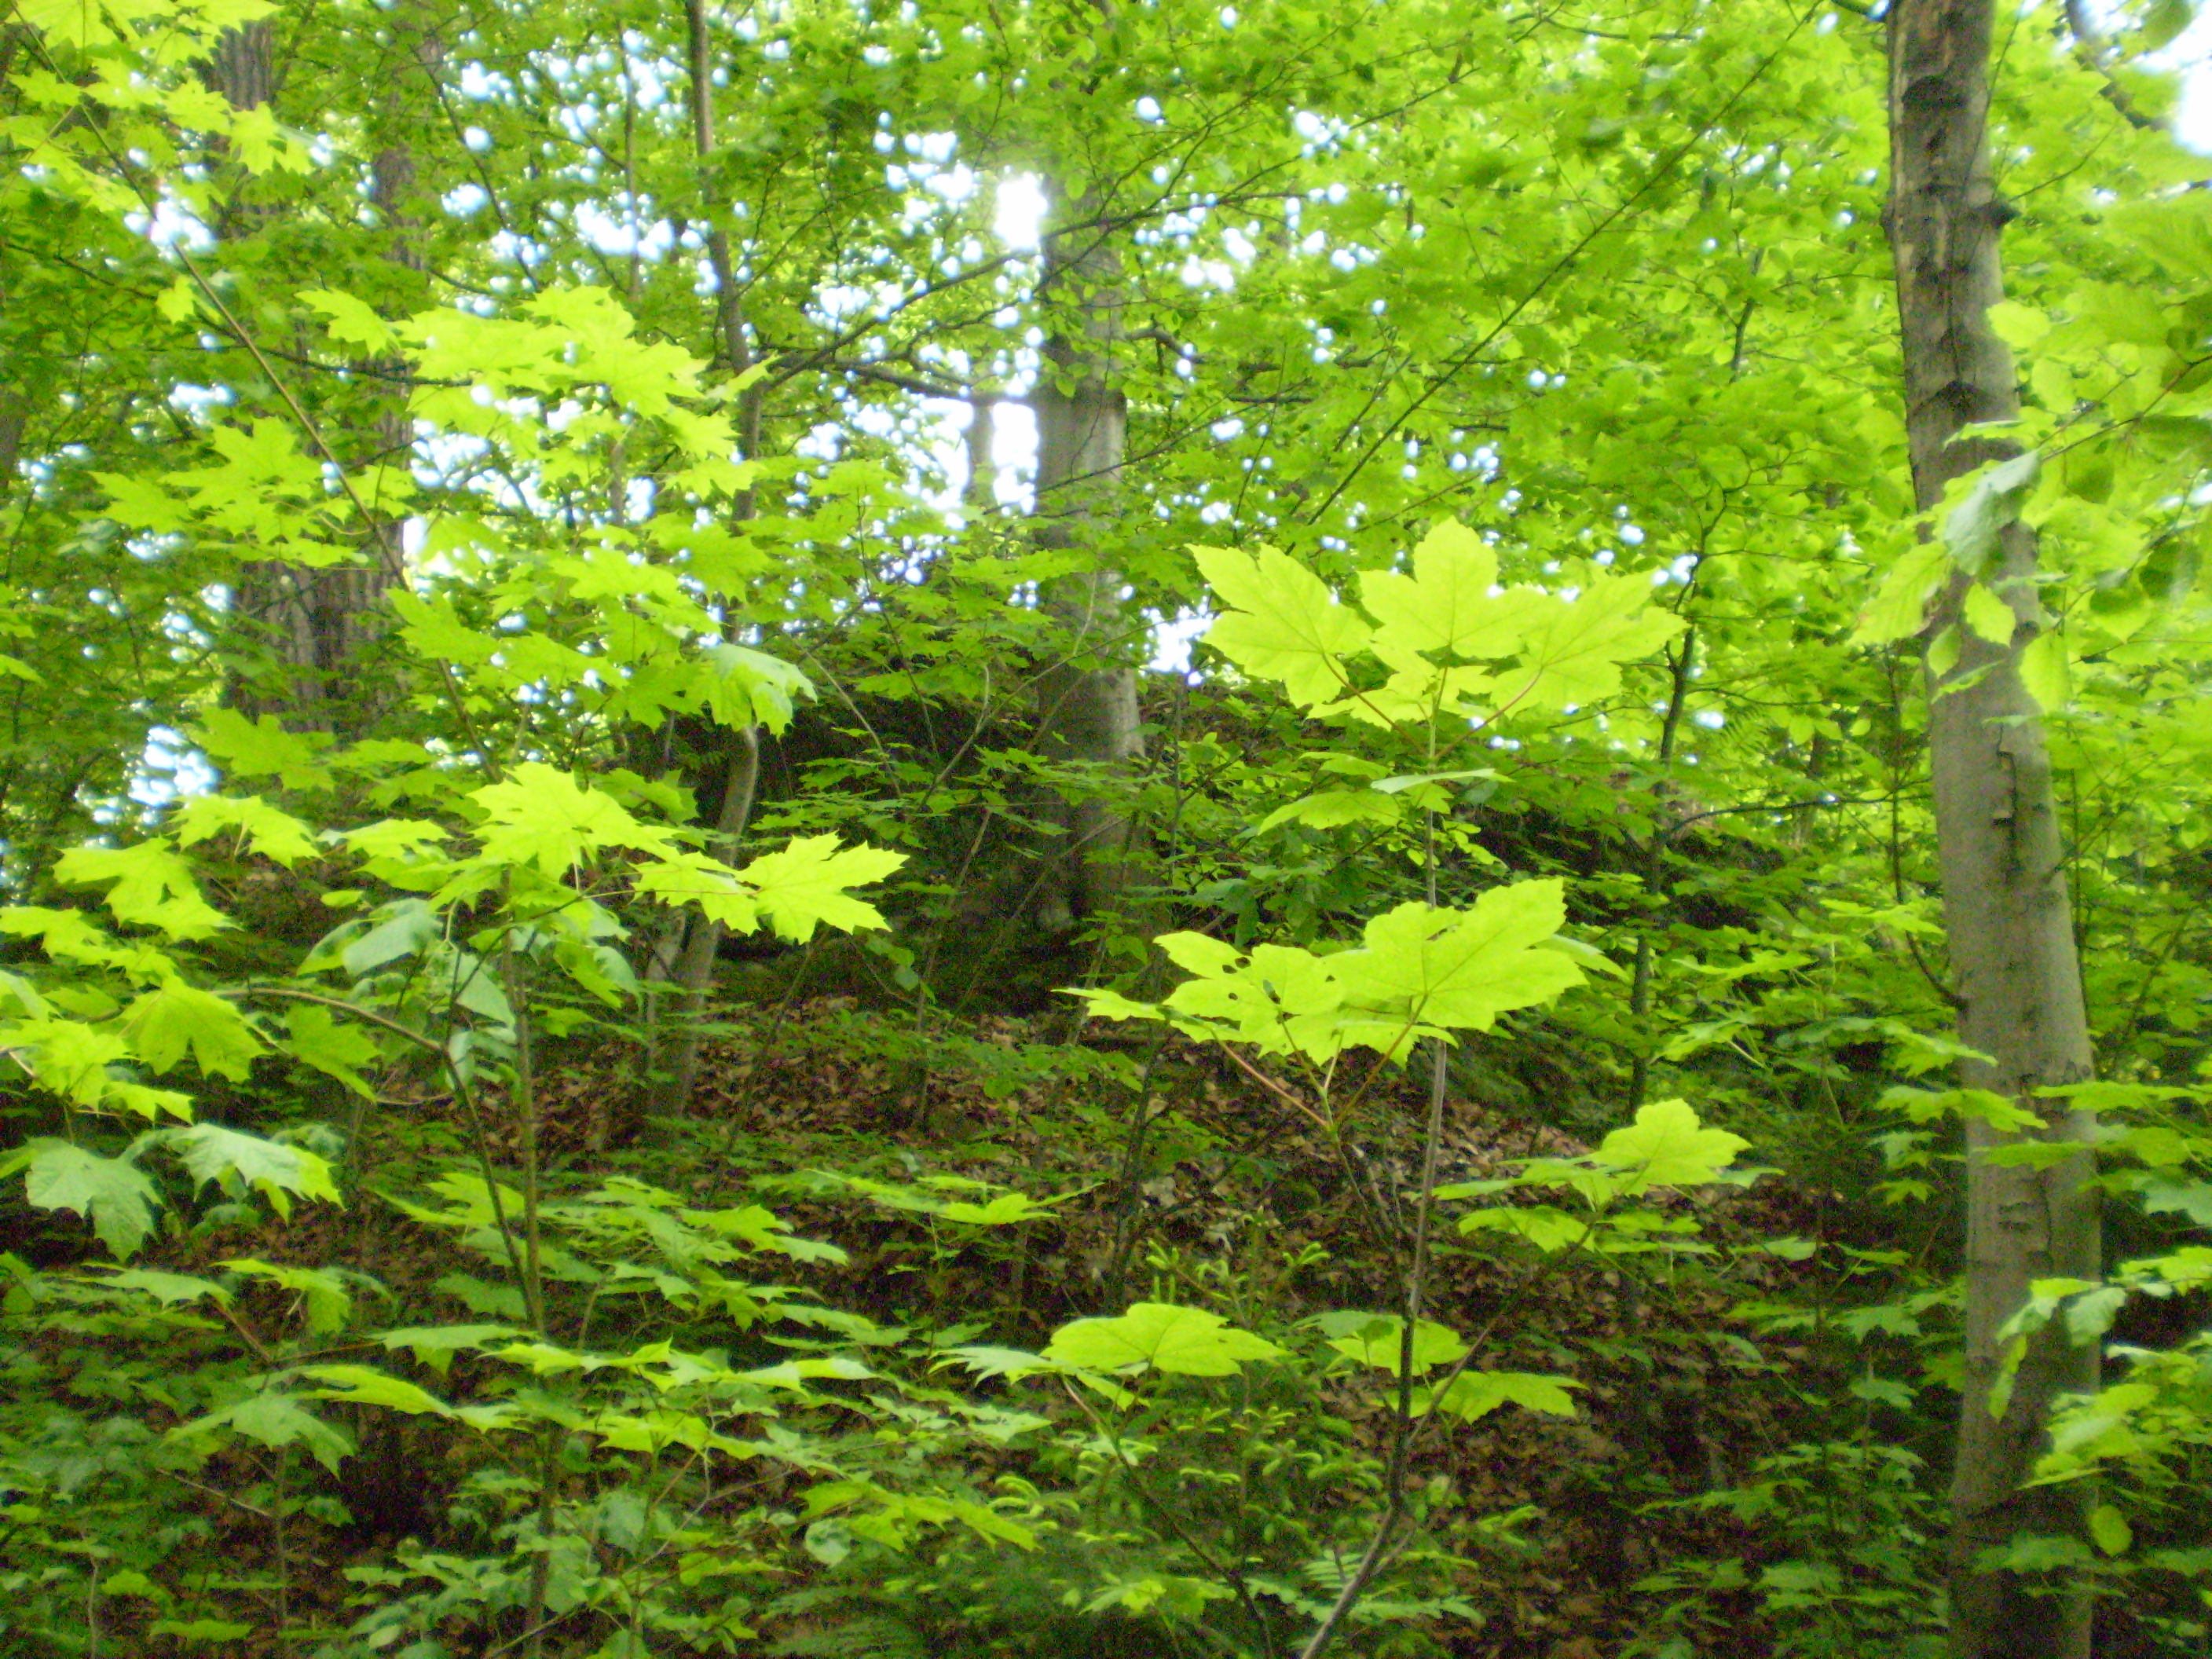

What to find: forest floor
left=501, top=998, right=1840, bottom=1654
left=31, top=994, right=1891, bottom=1659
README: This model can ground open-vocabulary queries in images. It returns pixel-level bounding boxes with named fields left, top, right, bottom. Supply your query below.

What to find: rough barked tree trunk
left=208, top=15, right=423, bottom=734
left=1884, top=4, right=2100, bottom=1654
left=1029, top=187, right=1144, bottom=939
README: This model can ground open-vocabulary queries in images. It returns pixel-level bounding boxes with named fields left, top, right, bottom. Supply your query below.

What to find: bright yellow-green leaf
left=280, top=1005, right=381, bottom=1099
left=190, top=709, right=334, bottom=791
left=1044, top=1302, right=1282, bottom=1376
left=1158, top=939, right=1342, bottom=1055
left=170, top=1393, right=353, bottom=1474
left=1456, top=1204, right=1594, bottom=1251
left=1591, top=1099, right=1749, bottom=1191
left=389, top=591, right=499, bottom=668
left=1361, top=519, right=1502, bottom=662
left=470, top=763, right=672, bottom=875
left=1333, top=880, right=1585, bottom=1039
left=2, top=1015, right=130, bottom=1105
left=220, top=1258, right=353, bottom=1333
left=156, top=276, right=197, bottom=323
left=171, top=1122, right=339, bottom=1218
left=1492, top=574, right=1686, bottom=712
left=97, top=1266, right=232, bottom=1308
left=2020, top=632, right=2069, bottom=712
left=1248, top=789, right=1404, bottom=834
left=2089, top=1503, right=2133, bottom=1556
left=298, top=1364, right=456, bottom=1417
left=57, top=842, right=229, bottom=939
left=1961, top=582, right=2016, bottom=646
left=1195, top=544, right=1372, bottom=709
left=4, top=1139, right=159, bottom=1257
left=124, top=982, right=264, bottom=1081
left=1853, top=540, right=1948, bottom=646
left=298, top=287, right=398, bottom=353
left=1320, top=1313, right=1469, bottom=1377
left=1420, top=1369, right=1580, bottom=1420
left=170, top=795, right=321, bottom=866
left=739, top=835, right=906, bottom=942
left=635, top=849, right=759, bottom=931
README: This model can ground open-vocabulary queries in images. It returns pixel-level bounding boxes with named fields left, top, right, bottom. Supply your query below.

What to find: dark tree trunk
left=211, top=14, right=423, bottom=734
left=1884, top=4, right=2100, bottom=1654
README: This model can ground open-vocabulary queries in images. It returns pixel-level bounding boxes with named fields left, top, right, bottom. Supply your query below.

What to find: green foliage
left=5, top=0, right=2212, bottom=1651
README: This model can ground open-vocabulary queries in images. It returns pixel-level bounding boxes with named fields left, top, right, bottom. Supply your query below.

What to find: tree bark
left=1884, top=5, right=2100, bottom=1654
left=629, top=0, right=768, bottom=1130
left=1029, top=188, right=1145, bottom=937
left=210, top=15, right=423, bottom=734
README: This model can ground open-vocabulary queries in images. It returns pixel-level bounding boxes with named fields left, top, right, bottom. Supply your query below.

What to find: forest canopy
left=3, top=0, right=2212, bottom=1656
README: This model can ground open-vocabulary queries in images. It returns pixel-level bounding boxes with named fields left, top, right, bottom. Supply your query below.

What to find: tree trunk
left=1029, top=189, right=1145, bottom=938
left=209, top=15, right=422, bottom=734
left=628, top=0, right=768, bottom=1130
left=1884, top=5, right=2100, bottom=1654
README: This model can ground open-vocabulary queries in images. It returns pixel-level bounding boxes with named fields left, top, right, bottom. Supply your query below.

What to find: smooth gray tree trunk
left=631, top=0, right=770, bottom=1130
left=1884, top=4, right=2100, bottom=1654
left=1029, top=189, right=1145, bottom=938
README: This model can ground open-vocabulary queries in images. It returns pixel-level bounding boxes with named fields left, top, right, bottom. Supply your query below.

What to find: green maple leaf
left=16, top=0, right=126, bottom=49
left=171, top=1122, right=340, bottom=1218
left=298, top=287, right=399, bottom=353
left=171, top=1393, right=354, bottom=1474
left=1496, top=574, right=1686, bottom=711
left=4, top=1139, right=159, bottom=1258
left=1249, top=789, right=1404, bottom=835
left=1320, top=1312, right=1470, bottom=1377
left=57, top=841, right=230, bottom=939
left=701, top=643, right=811, bottom=733
left=372, top=1324, right=526, bottom=1376
left=635, top=850, right=760, bottom=931
left=1196, top=545, right=1372, bottom=709
left=552, top=540, right=689, bottom=606
left=190, top=709, right=335, bottom=790
left=1592, top=1099, right=1749, bottom=1191
left=1456, top=1204, right=1593, bottom=1252
left=221, top=1258, right=354, bottom=1333
left=389, top=591, right=500, bottom=668
left=1157, top=937, right=1342, bottom=1056
left=1334, top=880, right=1585, bottom=1037
left=1045, top=1302, right=1283, bottom=1376
left=3, top=1015, right=130, bottom=1106
left=1361, top=519, right=1504, bottom=663
left=342, top=820, right=450, bottom=870
left=280, top=1005, right=383, bottom=1099
left=171, top=794, right=321, bottom=866
left=298, top=1364, right=457, bottom=1416
left=739, top=835, right=906, bottom=942
left=124, top=981, right=265, bottom=1080
left=1422, top=1369, right=1580, bottom=1421
left=470, top=763, right=671, bottom=874
left=97, top=1266, right=232, bottom=1308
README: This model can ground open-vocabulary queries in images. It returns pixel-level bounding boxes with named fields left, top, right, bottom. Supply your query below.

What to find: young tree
left=1884, top=3, right=2100, bottom=1651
